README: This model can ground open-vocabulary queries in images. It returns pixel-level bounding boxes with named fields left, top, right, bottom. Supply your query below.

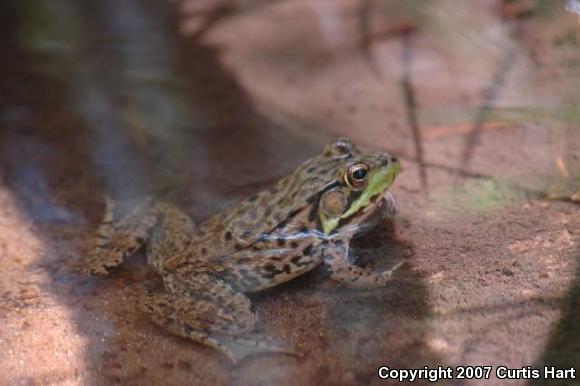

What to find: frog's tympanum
left=87, top=138, right=402, bottom=362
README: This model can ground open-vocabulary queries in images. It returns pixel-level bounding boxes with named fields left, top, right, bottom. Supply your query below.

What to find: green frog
left=87, top=138, right=402, bottom=362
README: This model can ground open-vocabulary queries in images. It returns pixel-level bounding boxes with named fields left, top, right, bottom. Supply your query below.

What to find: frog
left=86, top=138, right=403, bottom=363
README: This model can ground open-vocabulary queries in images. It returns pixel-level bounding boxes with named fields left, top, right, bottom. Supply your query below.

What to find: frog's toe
left=85, top=262, right=110, bottom=276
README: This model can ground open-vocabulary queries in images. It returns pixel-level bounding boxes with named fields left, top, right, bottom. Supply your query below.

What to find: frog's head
left=317, top=138, right=401, bottom=236
left=218, top=137, right=400, bottom=245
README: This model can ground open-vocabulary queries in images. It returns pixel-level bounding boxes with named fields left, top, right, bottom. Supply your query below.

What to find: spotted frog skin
left=87, top=138, right=402, bottom=362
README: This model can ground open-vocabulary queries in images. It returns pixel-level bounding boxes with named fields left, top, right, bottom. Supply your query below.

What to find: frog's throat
left=321, top=163, right=400, bottom=235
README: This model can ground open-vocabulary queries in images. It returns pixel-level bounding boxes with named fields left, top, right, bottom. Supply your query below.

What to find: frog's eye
left=345, top=163, right=369, bottom=188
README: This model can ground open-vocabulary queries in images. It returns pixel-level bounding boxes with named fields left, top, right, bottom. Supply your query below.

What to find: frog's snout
left=393, top=157, right=402, bottom=173
left=391, top=156, right=401, bottom=170
left=388, top=156, right=402, bottom=174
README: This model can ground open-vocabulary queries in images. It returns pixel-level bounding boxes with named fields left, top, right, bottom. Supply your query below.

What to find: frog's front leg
left=139, top=271, right=294, bottom=363
left=323, top=240, right=403, bottom=288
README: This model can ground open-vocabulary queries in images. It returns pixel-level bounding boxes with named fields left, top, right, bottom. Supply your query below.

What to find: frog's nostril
left=391, top=156, right=398, bottom=163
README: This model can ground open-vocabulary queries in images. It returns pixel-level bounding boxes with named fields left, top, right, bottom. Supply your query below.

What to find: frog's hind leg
left=87, top=197, right=158, bottom=275
left=139, top=272, right=297, bottom=363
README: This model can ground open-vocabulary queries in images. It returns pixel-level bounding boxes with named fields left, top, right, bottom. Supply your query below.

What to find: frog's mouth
left=329, top=192, right=394, bottom=238
left=349, top=190, right=394, bottom=221
left=362, top=191, right=388, bottom=213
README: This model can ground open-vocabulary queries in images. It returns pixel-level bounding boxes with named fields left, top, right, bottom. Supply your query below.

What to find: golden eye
left=346, top=163, right=369, bottom=188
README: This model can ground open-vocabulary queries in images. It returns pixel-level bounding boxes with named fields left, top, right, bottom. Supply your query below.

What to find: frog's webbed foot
left=86, top=197, right=157, bottom=275
left=139, top=273, right=298, bottom=364
left=323, top=240, right=403, bottom=288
